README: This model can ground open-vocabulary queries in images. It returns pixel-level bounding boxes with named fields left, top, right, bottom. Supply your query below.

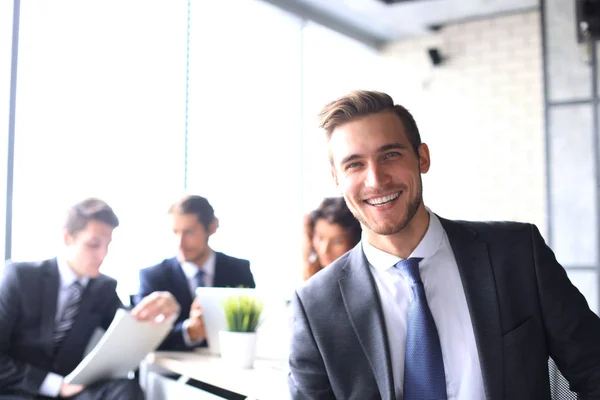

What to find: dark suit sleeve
left=242, top=260, right=255, bottom=288
left=531, top=225, right=600, bottom=398
left=136, top=267, right=155, bottom=305
left=137, top=267, right=190, bottom=351
left=0, top=264, right=50, bottom=394
left=288, top=290, right=335, bottom=399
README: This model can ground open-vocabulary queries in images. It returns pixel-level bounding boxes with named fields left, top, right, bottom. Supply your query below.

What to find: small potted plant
left=219, top=295, right=264, bottom=369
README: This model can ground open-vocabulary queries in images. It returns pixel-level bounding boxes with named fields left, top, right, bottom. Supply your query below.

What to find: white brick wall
left=382, top=11, right=546, bottom=234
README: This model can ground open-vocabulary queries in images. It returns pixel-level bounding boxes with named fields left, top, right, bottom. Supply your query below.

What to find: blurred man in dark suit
left=138, top=194, right=254, bottom=351
left=0, top=198, right=180, bottom=400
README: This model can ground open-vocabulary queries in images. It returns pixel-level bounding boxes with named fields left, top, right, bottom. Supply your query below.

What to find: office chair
left=549, top=357, right=578, bottom=399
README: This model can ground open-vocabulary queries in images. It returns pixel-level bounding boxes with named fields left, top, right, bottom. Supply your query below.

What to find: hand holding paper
left=131, top=291, right=180, bottom=324
left=60, top=382, right=85, bottom=397
left=64, top=309, right=175, bottom=386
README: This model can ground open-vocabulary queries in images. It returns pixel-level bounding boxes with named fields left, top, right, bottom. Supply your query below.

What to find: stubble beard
left=351, top=179, right=424, bottom=236
left=181, top=247, right=209, bottom=266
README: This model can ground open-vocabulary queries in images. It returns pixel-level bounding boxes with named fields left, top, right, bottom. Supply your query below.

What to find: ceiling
left=264, top=0, right=539, bottom=47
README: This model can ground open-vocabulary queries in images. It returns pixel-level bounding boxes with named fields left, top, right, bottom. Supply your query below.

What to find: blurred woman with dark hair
left=302, top=197, right=362, bottom=281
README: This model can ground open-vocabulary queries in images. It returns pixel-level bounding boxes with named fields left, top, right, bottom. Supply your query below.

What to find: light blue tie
left=395, top=258, right=447, bottom=400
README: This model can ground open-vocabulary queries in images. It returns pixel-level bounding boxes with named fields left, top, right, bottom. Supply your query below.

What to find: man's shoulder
left=87, top=273, right=119, bottom=298
left=140, top=257, right=178, bottom=276
left=4, top=258, right=56, bottom=279
left=95, top=272, right=118, bottom=286
left=215, top=252, right=250, bottom=268
left=440, top=217, right=535, bottom=240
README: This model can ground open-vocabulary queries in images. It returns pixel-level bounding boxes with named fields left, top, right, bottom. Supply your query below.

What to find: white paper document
left=64, top=309, right=174, bottom=386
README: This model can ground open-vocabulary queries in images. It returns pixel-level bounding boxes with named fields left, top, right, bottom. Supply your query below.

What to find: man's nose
left=365, top=163, right=389, bottom=188
left=99, top=247, right=109, bottom=263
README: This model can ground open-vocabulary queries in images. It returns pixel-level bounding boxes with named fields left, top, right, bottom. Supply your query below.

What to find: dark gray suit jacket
left=0, top=259, right=122, bottom=396
left=288, top=218, right=600, bottom=399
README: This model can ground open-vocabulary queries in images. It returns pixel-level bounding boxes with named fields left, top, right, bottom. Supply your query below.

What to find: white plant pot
left=219, top=331, right=258, bottom=369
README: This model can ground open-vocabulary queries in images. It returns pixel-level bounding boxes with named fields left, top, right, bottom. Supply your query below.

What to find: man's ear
left=418, top=143, right=431, bottom=174
left=331, top=167, right=339, bottom=188
left=208, top=218, right=219, bottom=236
left=63, top=229, right=73, bottom=246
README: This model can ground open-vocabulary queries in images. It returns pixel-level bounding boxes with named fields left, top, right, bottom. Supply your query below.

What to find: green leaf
left=221, top=295, right=264, bottom=332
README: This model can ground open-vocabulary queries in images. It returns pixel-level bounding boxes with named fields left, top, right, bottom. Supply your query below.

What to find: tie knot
left=71, top=280, right=84, bottom=292
left=394, top=257, right=423, bottom=284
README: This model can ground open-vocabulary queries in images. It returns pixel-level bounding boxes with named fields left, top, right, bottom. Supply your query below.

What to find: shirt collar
left=56, top=256, right=90, bottom=290
left=362, top=208, right=444, bottom=272
left=181, top=250, right=216, bottom=280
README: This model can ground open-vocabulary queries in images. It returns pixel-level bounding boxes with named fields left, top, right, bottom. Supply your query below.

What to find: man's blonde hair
left=318, top=90, right=422, bottom=156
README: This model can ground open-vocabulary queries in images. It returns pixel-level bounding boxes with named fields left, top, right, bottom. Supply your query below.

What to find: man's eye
left=347, top=162, right=361, bottom=169
left=384, top=152, right=400, bottom=159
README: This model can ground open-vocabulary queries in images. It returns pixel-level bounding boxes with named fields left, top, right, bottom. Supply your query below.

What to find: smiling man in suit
left=0, top=198, right=180, bottom=400
left=288, top=90, right=600, bottom=399
left=138, top=194, right=255, bottom=351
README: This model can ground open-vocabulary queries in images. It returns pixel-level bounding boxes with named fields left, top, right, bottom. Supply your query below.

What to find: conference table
left=144, top=349, right=291, bottom=400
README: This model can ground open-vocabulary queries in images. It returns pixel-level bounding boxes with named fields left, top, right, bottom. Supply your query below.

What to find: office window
left=186, top=0, right=303, bottom=295
left=12, top=1, right=188, bottom=298
left=185, top=4, right=398, bottom=291
left=0, top=0, right=13, bottom=274
left=301, top=22, right=395, bottom=212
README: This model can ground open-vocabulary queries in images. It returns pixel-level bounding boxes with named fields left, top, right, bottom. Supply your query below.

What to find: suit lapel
left=41, top=259, right=60, bottom=357
left=338, top=245, right=395, bottom=400
left=170, top=258, right=193, bottom=306
left=440, top=218, right=503, bottom=400
left=212, top=252, right=224, bottom=287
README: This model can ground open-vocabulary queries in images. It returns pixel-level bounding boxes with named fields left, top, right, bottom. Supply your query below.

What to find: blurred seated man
left=0, top=198, right=180, bottom=400
left=302, top=197, right=361, bottom=281
left=137, top=194, right=255, bottom=351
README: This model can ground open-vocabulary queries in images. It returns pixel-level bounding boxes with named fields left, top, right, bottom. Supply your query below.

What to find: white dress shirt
left=180, top=250, right=216, bottom=346
left=180, top=250, right=216, bottom=294
left=364, top=211, right=485, bottom=400
left=40, top=257, right=89, bottom=397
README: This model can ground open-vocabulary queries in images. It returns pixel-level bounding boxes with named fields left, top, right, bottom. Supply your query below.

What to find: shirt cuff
left=182, top=318, right=206, bottom=347
left=39, top=372, right=64, bottom=397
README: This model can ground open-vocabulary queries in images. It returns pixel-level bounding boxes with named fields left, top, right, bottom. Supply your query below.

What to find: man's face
left=329, top=111, right=430, bottom=236
left=64, top=220, right=114, bottom=278
left=171, top=213, right=215, bottom=265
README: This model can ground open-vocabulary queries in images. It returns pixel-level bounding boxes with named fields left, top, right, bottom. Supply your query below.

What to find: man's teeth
left=366, top=193, right=400, bottom=205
